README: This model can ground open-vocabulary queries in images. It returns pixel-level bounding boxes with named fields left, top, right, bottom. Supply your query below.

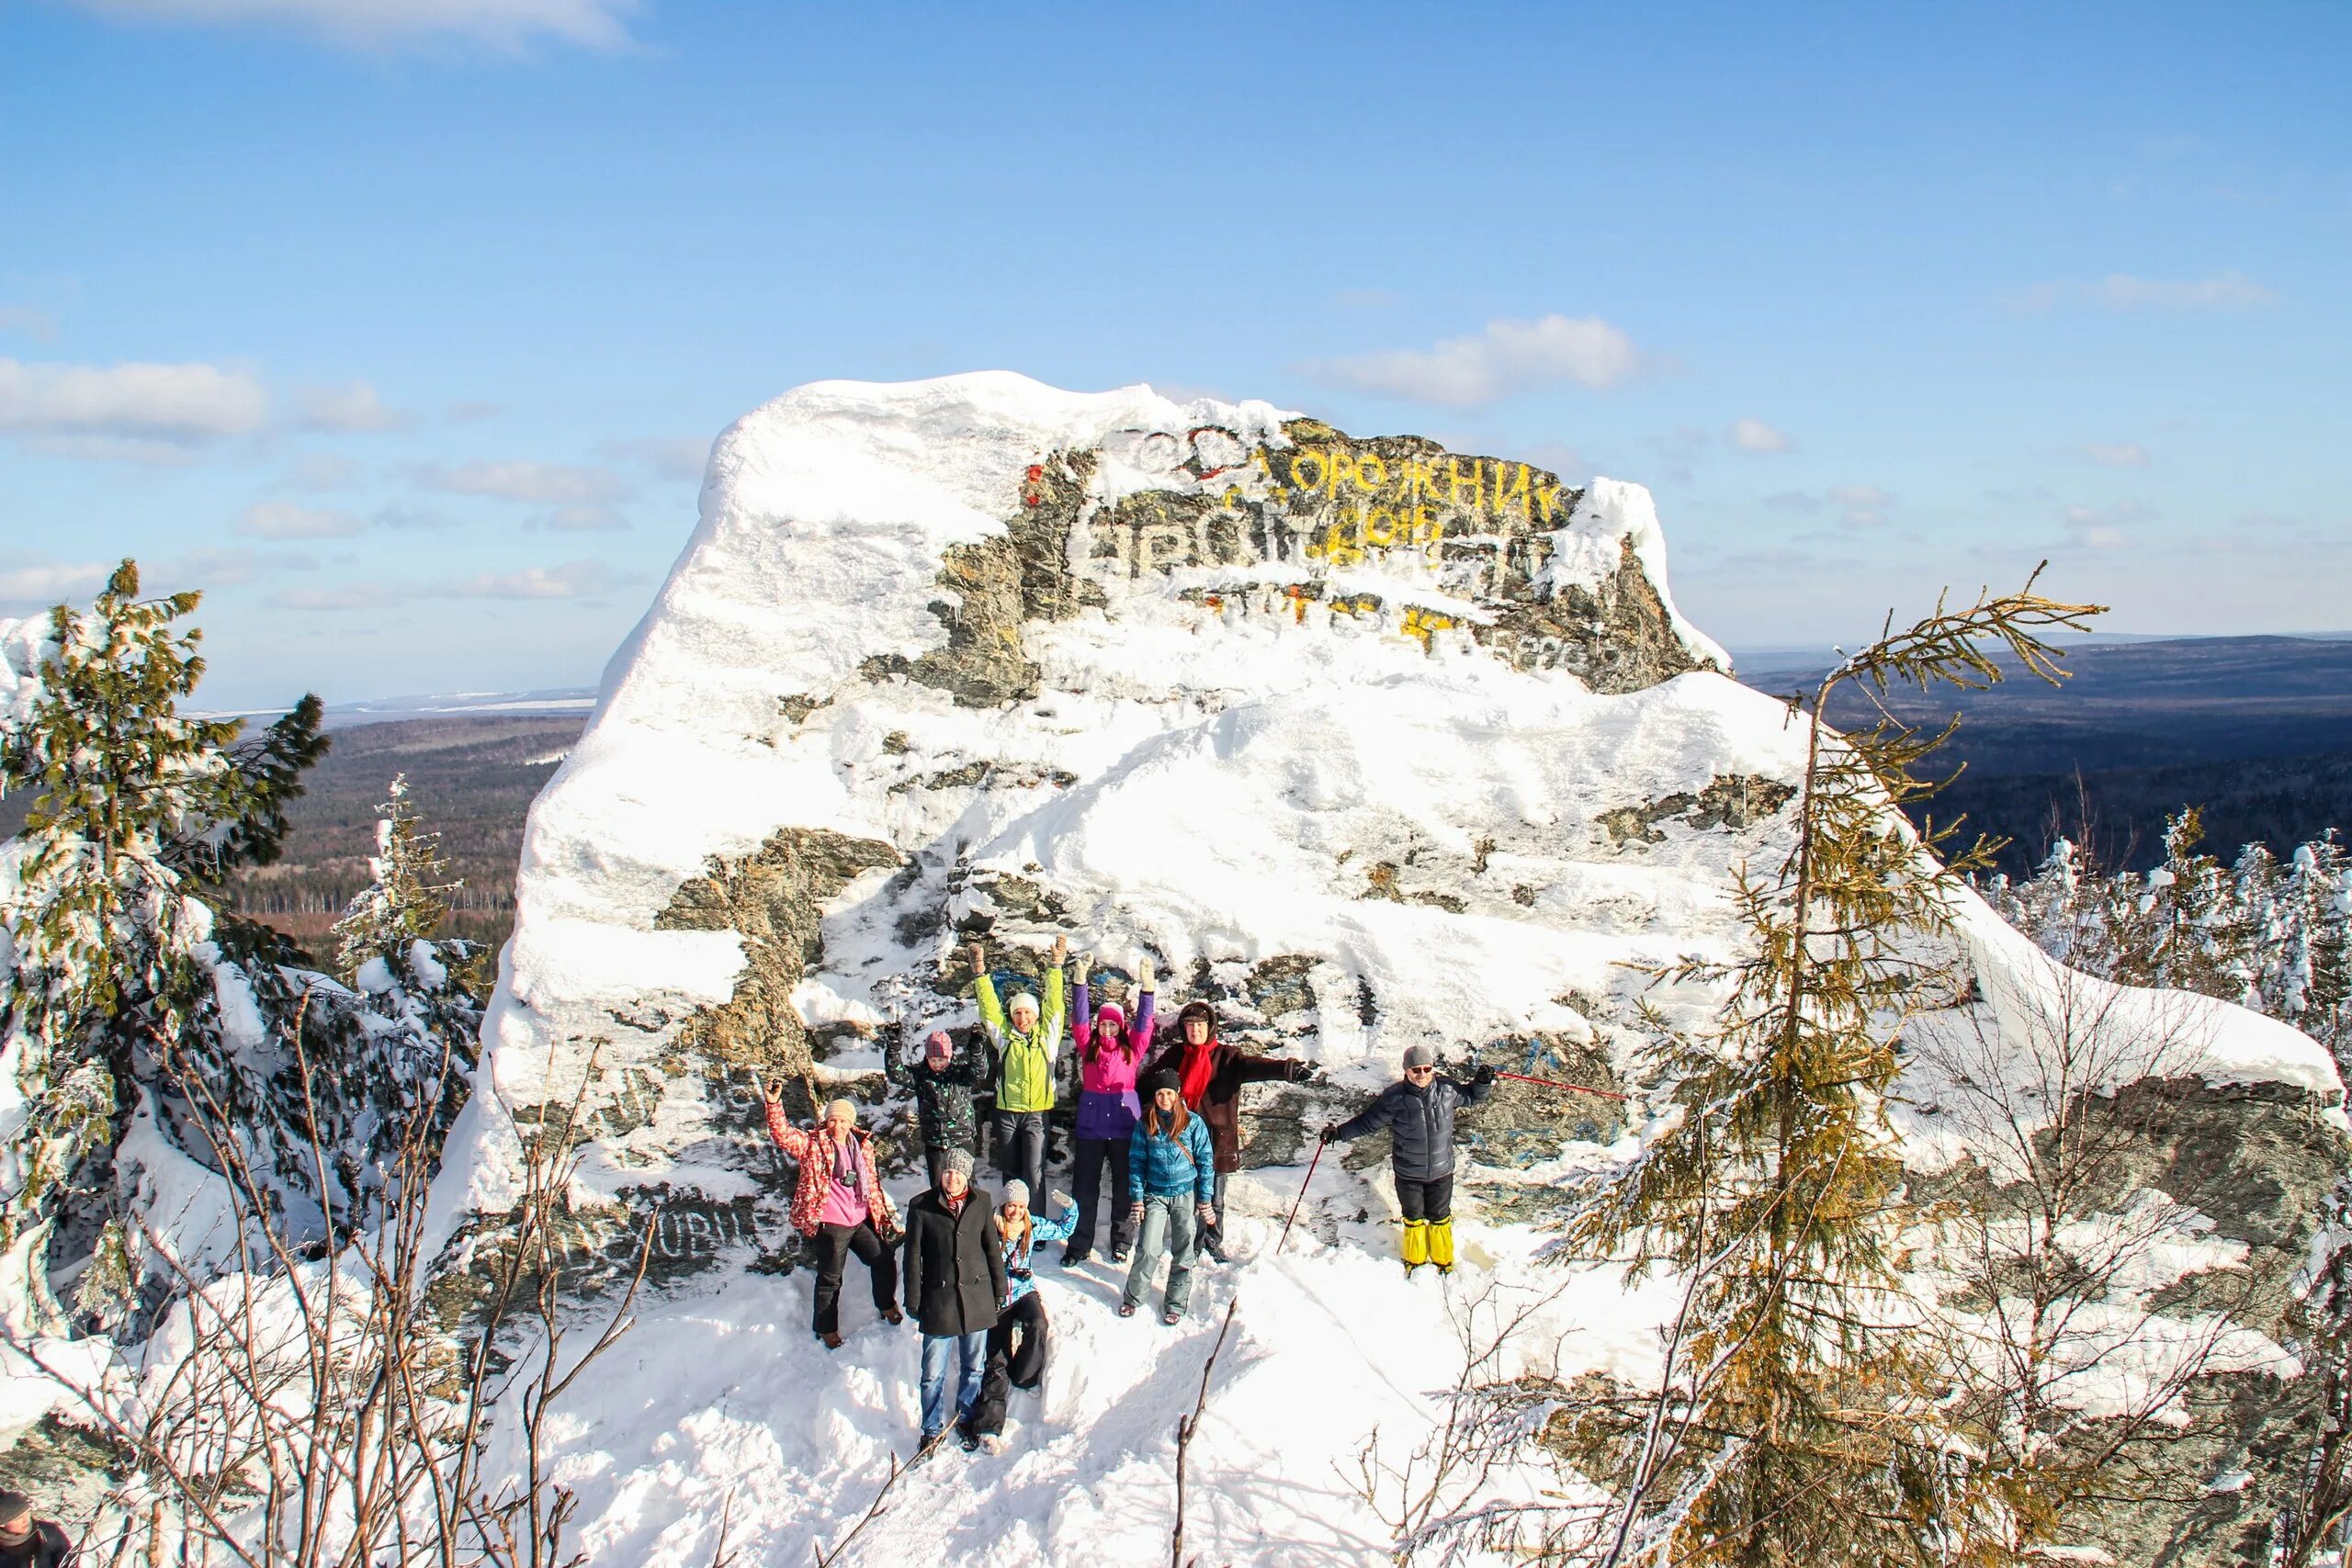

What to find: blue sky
left=4, top=0, right=2346, bottom=711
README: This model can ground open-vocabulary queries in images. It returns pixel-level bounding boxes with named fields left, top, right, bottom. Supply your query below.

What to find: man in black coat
left=899, top=1146, right=1008, bottom=1450
left=0, top=1490, right=73, bottom=1568
left=1323, top=1043, right=1495, bottom=1275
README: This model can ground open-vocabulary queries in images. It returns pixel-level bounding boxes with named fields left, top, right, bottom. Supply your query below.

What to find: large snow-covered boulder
left=438, top=374, right=2347, bottom=1564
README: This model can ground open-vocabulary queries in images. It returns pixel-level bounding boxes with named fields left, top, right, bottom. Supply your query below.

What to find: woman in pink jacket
left=1064, top=953, right=1154, bottom=1265
left=762, top=1085, right=902, bottom=1348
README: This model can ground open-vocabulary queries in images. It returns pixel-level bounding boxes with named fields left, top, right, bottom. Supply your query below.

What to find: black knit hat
left=1144, top=1068, right=1182, bottom=1098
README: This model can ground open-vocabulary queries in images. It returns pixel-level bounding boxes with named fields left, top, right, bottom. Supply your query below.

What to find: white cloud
left=0, top=356, right=268, bottom=440
left=418, top=458, right=631, bottom=503
left=2082, top=441, right=2152, bottom=468
left=67, top=0, right=637, bottom=51
left=151, top=546, right=318, bottom=588
left=268, top=581, right=410, bottom=612
left=0, top=558, right=110, bottom=605
left=237, top=501, right=367, bottom=540
left=0, top=306, right=60, bottom=343
left=295, top=379, right=412, bottom=432
left=446, top=559, right=628, bottom=599
left=2061, top=501, right=2149, bottom=549
left=537, top=504, right=630, bottom=533
left=1728, top=418, right=1792, bottom=453
left=599, top=435, right=708, bottom=482
left=2093, top=271, right=2274, bottom=310
left=285, top=453, right=361, bottom=490
left=1299, top=314, right=1645, bottom=407
left=1827, top=485, right=1894, bottom=527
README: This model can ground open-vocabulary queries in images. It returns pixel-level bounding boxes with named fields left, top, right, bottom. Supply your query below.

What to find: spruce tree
left=1567, top=573, right=2102, bottom=1566
left=329, top=773, right=458, bottom=981
left=1, top=561, right=474, bottom=1318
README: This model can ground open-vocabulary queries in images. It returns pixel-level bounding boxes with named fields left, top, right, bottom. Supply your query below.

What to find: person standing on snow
left=1144, top=999, right=1314, bottom=1261
left=963, top=1177, right=1078, bottom=1450
left=760, top=1084, right=902, bottom=1349
left=886, top=1026, right=995, bottom=1190
left=1065, top=951, right=1153, bottom=1265
left=900, top=1147, right=1008, bottom=1452
left=1121, top=1071, right=1216, bottom=1324
left=1321, top=1044, right=1496, bottom=1275
left=970, top=936, right=1068, bottom=1206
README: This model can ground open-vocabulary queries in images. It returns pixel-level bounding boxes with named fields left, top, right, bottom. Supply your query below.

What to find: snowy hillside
left=443, top=373, right=2342, bottom=1564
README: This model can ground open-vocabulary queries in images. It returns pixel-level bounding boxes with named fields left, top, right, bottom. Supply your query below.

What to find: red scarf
left=1179, top=1039, right=1217, bottom=1109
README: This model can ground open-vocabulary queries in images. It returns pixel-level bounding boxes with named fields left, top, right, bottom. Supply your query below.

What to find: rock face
left=456, top=374, right=1736, bottom=1246
left=449, top=374, right=2343, bottom=1561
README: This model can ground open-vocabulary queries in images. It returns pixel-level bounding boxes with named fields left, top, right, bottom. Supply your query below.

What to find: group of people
left=761, top=937, right=1498, bottom=1453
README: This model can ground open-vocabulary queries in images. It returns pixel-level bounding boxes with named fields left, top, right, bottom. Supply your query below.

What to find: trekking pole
left=1273, top=1136, right=1325, bottom=1256
left=1492, top=1069, right=1630, bottom=1102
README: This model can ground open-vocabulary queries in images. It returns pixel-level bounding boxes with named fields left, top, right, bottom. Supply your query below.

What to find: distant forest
left=1741, top=635, right=2352, bottom=877
left=219, top=714, right=582, bottom=955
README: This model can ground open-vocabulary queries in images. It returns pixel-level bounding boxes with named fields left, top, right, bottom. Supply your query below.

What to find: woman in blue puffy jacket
left=1121, top=1070, right=1216, bottom=1325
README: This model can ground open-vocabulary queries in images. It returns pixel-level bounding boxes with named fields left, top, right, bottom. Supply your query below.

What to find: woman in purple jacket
left=1064, top=952, right=1155, bottom=1265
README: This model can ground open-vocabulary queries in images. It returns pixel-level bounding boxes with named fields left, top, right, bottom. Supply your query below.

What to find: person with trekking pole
left=1321, top=1043, right=1495, bottom=1276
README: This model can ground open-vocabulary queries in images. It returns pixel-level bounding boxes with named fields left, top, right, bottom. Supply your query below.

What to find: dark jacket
left=885, top=1032, right=995, bottom=1150
left=1331, top=1073, right=1494, bottom=1182
left=900, top=1185, right=1008, bottom=1337
left=1144, top=1032, right=1311, bottom=1174
left=0, top=1520, right=73, bottom=1568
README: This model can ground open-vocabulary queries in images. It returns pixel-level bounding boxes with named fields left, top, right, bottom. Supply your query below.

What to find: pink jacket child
left=764, top=1100, right=899, bottom=1239
left=1072, top=962, right=1157, bottom=1141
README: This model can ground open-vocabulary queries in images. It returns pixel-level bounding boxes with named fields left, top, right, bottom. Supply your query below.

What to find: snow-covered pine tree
left=1567, top=573, right=2103, bottom=1566
left=2280, top=832, right=2352, bottom=1074
left=2107, top=807, right=2255, bottom=1003
left=330, top=773, right=458, bottom=981
left=0, top=561, right=474, bottom=1324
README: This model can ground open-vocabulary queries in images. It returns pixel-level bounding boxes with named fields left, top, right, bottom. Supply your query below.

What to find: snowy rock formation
left=447, top=374, right=2346, bottom=1564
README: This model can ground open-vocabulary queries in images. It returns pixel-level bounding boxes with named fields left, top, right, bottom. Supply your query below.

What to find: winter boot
left=1401, top=1219, right=1430, bottom=1272
left=1430, top=1216, right=1455, bottom=1275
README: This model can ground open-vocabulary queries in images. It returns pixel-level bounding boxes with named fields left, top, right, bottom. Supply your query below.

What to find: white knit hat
left=1008, top=990, right=1041, bottom=1017
left=1001, top=1179, right=1030, bottom=1209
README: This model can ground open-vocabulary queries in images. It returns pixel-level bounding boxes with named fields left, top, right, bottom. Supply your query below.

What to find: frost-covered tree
left=0, top=561, right=474, bottom=1325
left=1567, top=574, right=2103, bottom=1566
left=1, top=564, right=317, bottom=1267
left=330, top=773, right=458, bottom=981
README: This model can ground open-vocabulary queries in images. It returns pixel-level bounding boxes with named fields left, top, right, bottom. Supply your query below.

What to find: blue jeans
left=920, top=1330, right=989, bottom=1439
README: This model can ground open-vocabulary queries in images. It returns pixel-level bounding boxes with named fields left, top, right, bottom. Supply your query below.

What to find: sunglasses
left=1406, top=1065, right=1435, bottom=1075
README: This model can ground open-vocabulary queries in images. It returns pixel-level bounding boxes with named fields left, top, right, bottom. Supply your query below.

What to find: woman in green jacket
left=970, top=936, right=1067, bottom=1205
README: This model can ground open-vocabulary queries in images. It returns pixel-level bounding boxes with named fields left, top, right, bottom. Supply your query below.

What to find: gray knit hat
left=1001, top=1179, right=1030, bottom=1209
left=1402, top=1043, right=1436, bottom=1070
left=941, top=1147, right=974, bottom=1182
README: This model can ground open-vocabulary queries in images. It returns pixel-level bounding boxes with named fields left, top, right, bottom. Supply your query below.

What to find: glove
left=1137, top=953, right=1156, bottom=991
left=1319, top=1122, right=1340, bottom=1143
left=1007, top=1267, right=1033, bottom=1284
left=1294, top=1062, right=1320, bottom=1084
left=1129, top=1204, right=1145, bottom=1227
left=1074, top=953, right=1091, bottom=984
left=1196, top=1203, right=1216, bottom=1228
left=1473, top=1064, right=1498, bottom=1086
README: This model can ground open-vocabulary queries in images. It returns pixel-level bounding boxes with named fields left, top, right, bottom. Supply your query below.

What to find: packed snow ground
left=533, top=1186, right=1674, bottom=1566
